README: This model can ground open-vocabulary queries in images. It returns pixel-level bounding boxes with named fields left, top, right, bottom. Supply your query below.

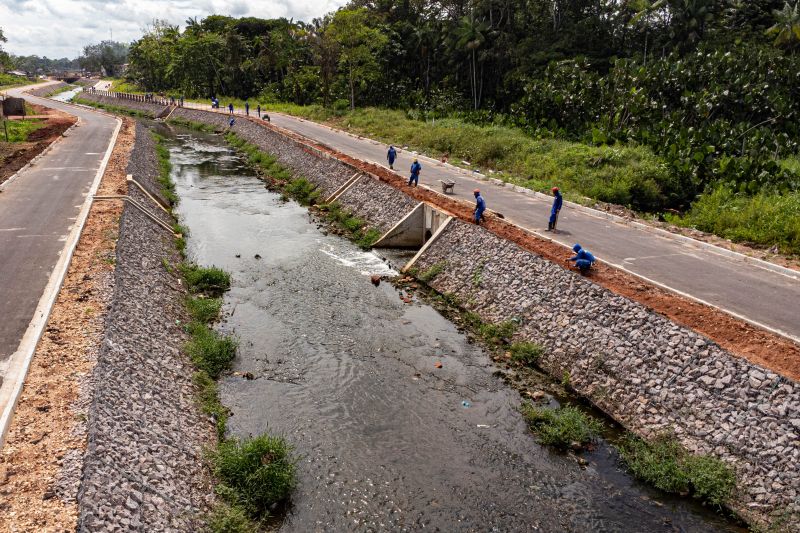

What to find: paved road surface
left=184, top=102, right=799, bottom=341
left=0, top=85, right=118, bottom=389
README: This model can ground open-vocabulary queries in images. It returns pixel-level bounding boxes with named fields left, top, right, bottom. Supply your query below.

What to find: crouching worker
left=568, top=243, right=595, bottom=274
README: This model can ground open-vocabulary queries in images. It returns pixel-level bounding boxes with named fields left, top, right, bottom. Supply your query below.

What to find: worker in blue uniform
left=548, top=186, right=563, bottom=231
left=568, top=243, right=595, bottom=274
left=474, top=189, right=486, bottom=224
left=408, top=158, right=422, bottom=186
left=387, top=145, right=397, bottom=169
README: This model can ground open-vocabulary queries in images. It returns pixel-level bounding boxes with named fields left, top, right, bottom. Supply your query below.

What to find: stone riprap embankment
left=78, top=91, right=167, bottom=117
left=26, top=82, right=69, bottom=97
left=412, top=220, right=799, bottom=525
left=77, top=123, right=212, bottom=531
left=77, top=95, right=799, bottom=528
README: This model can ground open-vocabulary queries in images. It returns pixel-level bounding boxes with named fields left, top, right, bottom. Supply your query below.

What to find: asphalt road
left=186, top=103, right=799, bottom=341
left=0, top=85, right=118, bottom=388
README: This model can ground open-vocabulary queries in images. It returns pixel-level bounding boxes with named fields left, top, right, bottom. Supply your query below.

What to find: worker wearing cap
left=408, top=158, right=422, bottom=186
left=548, top=186, right=563, bottom=231
left=568, top=243, right=595, bottom=274
left=473, top=189, right=486, bottom=224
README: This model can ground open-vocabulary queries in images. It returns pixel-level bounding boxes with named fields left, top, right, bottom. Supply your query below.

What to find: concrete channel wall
left=26, top=82, right=69, bottom=97
left=78, top=123, right=211, bottom=530
left=77, top=93, right=800, bottom=527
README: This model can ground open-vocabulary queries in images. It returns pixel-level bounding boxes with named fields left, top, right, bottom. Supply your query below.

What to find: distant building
left=8, top=70, right=28, bottom=77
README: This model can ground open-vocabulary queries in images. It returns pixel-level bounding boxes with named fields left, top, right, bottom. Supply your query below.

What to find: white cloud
left=0, top=0, right=347, bottom=58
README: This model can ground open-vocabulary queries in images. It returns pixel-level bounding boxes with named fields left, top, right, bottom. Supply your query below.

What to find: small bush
left=616, top=434, right=735, bottom=506
left=207, top=502, right=260, bottom=533
left=355, top=227, right=381, bottom=249
left=510, top=342, right=544, bottom=365
left=180, top=264, right=231, bottom=295
left=522, top=404, right=603, bottom=449
left=284, top=178, right=320, bottom=205
left=185, top=324, right=238, bottom=379
left=186, top=296, right=222, bottom=323
left=478, top=320, right=516, bottom=345
left=211, top=435, right=297, bottom=517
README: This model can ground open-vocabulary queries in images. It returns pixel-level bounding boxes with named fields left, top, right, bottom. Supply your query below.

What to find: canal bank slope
left=77, top=91, right=800, bottom=529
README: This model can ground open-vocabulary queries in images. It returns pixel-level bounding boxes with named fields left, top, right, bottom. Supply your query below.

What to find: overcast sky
left=0, top=0, right=347, bottom=58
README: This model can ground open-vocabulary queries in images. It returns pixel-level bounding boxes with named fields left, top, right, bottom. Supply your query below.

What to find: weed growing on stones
left=617, top=434, right=736, bottom=508
left=180, top=264, right=231, bottom=296
left=210, top=435, right=297, bottom=520
left=419, top=261, right=447, bottom=282
left=521, top=404, right=603, bottom=450
left=510, top=342, right=544, bottom=366
left=207, top=503, right=260, bottom=533
left=186, top=296, right=223, bottom=323
left=151, top=133, right=178, bottom=205
left=185, top=323, right=238, bottom=379
left=193, top=371, right=229, bottom=440
left=318, top=202, right=381, bottom=250
left=284, top=178, right=320, bottom=206
left=173, top=223, right=189, bottom=257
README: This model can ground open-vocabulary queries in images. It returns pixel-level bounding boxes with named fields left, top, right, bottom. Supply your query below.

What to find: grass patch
left=521, top=404, right=603, bottom=450
left=186, top=296, right=222, bottom=323
left=667, top=186, right=800, bottom=255
left=419, top=261, right=446, bottom=283
left=0, top=118, right=45, bottom=142
left=207, top=502, right=260, bottom=533
left=185, top=322, right=238, bottom=379
left=617, top=434, right=736, bottom=507
left=193, top=370, right=229, bottom=440
left=210, top=435, right=297, bottom=519
left=0, top=73, right=31, bottom=91
left=510, top=342, right=544, bottom=366
left=180, top=263, right=231, bottom=296
left=284, top=178, right=320, bottom=206
left=45, top=84, right=77, bottom=97
left=151, top=132, right=177, bottom=205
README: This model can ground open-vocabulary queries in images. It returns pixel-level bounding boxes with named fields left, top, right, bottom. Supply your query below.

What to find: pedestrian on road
left=257, top=104, right=261, bottom=118
left=228, top=103, right=234, bottom=115
left=180, top=95, right=184, bottom=107
left=568, top=243, right=595, bottom=274
left=548, top=186, right=563, bottom=231
left=387, top=145, right=397, bottom=169
left=408, top=158, right=422, bottom=187
left=473, top=189, right=486, bottom=224
left=245, top=102, right=250, bottom=116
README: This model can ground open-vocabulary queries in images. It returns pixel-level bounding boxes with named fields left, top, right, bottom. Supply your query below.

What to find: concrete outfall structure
left=77, top=124, right=212, bottom=530
left=76, top=92, right=800, bottom=528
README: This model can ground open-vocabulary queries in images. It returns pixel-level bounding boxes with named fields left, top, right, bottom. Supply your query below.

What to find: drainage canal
left=165, top=127, right=742, bottom=532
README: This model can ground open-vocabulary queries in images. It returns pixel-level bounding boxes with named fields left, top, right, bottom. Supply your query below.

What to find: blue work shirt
left=570, top=249, right=595, bottom=263
left=410, top=161, right=422, bottom=176
left=552, top=192, right=563, bottom=214
left=388, top=147, right=397, bottom=162
left=475, top=195, right=486, bottom=213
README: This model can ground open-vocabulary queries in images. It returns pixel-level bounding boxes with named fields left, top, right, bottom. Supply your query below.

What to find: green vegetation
left=44, top=84, right=77, bottom=97
left=617, top=434, right=736, bottom=507
left=193, top=370, right=228, bottom=440
left=419, top=261, right=446, bottom=283
left=210, top=435, right=297, bottom=520
left=185, top=318, right=238, bottom=379
left=151, top=132, right=177, bottom=205
left=0, top=118, right=45, bottom=142
left=0, top=72, right=29, bottom=91
left=461, top=311, right=516, bottom=345
left=179, top=263, right=231, bottom=296
left=186, top=296, right=222, bottom=323
left=319, top=202, right=381, bottom=249
left=207, top=503, right=259, bottom=533
left=73, top=96, right=152, bottom=119
left=521, top=404, right=603, bottom=450
left=166, top=116, right=220, bottom=133
left=509, top=342, right=544, bottom=366
left=668, top=187, right=800, bottom=254
left=105, top=77, right=141, bottom=93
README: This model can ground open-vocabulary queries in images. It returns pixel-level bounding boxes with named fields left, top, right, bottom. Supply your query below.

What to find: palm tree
left=454, top=15, right=489, bottom=110
left=768, top=2, right=800, bottom=53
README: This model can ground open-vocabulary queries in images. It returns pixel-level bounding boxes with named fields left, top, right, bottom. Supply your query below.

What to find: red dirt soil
left=253, top=116, right=800, bottom=382
left=0, top=103, right=76, bottom=185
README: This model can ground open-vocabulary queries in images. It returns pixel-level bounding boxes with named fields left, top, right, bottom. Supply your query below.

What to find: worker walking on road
left=548, top=186, right=563, bottom=231
left=228, top=103, right=234, bottom=115
left=245, top=102, right=250, bottom=116
left=387, top=145, right=397, bottom=169
left=408, top=158, right=422, bottom=187
left=257, top=104, right=261, bottom=118
left=568, top=243, right=595, bottom=274
left=474, top=189, right=486, bottom=225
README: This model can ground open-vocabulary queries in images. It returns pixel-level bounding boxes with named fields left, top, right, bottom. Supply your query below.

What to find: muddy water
left=168, top=129, right=741, bottom=532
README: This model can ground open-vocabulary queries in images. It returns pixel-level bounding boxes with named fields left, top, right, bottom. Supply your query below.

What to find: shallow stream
left=167, top=127, right=742, bottom=532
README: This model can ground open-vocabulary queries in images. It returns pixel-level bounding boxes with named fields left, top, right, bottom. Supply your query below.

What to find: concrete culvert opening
left=372, top=202, right=452, bottom=272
